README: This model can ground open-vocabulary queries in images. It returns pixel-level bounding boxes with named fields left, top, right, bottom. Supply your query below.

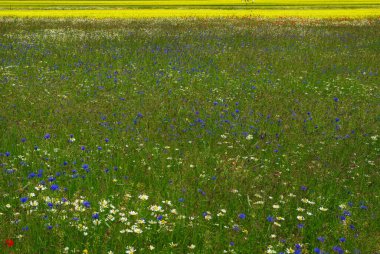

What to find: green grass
left=0, top=18, right=379, bottom=253
left=1, top=0, right=380, bottom=9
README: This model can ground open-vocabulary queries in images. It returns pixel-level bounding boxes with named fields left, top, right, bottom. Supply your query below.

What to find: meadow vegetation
left=0, top=12, right=379, bottom=254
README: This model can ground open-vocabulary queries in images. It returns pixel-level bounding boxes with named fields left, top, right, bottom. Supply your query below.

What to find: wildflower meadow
left=0, top=4, right=379, bottom=254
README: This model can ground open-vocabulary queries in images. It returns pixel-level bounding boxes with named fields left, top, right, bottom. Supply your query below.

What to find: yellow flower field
left=1, top=0, right=379, bottom=19
left=0, top=8, right=379, bottom=19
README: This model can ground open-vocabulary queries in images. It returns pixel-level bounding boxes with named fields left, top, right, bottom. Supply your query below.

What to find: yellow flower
left=286, top=248, right=294, bottom=253
left=83, top=250, right=88, bottom=254
left=297, top=215, right=305, bottom=221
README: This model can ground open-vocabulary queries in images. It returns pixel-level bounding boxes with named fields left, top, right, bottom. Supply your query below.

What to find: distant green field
left=1, top=0, right=380, bottom=9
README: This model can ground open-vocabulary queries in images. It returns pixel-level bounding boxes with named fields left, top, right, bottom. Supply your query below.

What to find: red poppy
left=5, top=239, right=14, bottom=247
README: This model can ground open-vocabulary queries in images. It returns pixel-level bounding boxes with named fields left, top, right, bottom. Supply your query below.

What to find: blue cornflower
left=360, top=205, right=368, bottom=210
left=178, top=198, right=184, bottom=202
left=105, top=138, right=109, bottom=143
left=28, top=172, right=36, bottom=179
left=317, top=236, right=325, bottom=242
left=47, top=225, right=53, bottom=230
left=20, top=197, right=28, bottom=203
left=298, top=223, right=304, bottom=228
left=334, top=97, right=339, bottom=102
left=5, top=151, right=10, bottom=157
left=300, top=186, right=308, bottom=191
left=339, top=237, right=346, bottom=242
left=50, top=184, right=59, bottom=191
left=97, top=146, right=102, bottom=150
left=229, top=241, right=235, bottom=246
left=198, top=188, right=206, bottom=195
left=314, top=247, right=321, bottom=253
left=333, top=245, right=344, bottom=254
left=343, top=210, right=351, bottom=216
left=335, top=118, right=340, bottom=122
left=157, top=215, right=163, bottom=221
left=267, top=216, right=274, bottom=222
left=44, top=133, right=51, bottom=139
left=81, top=146, right=85, bottom=151
left=47, top=202, right=53, bottom=208
left=92, top=213, right=99, bottom=219
left=48, top=176, right=56, bottom=182
left=238, top=213, right=246, bottom=219
left=82, top=200, right=90, bottom=208
left=22, top=226, right=29, bottom=231
left=21, top=138, right=27, bottom=142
